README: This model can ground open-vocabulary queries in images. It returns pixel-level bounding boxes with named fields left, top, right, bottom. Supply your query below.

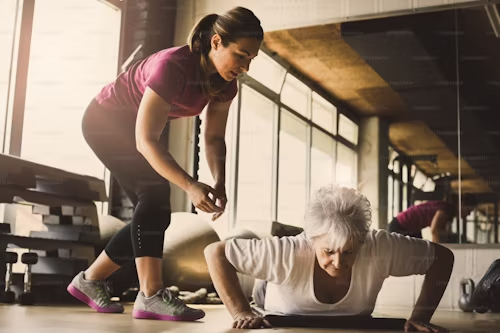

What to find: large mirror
left=195, top=2, right=500, bottom=245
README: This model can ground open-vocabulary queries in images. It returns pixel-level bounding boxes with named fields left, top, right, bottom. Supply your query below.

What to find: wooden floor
left=1, top=303, right=500, bottom=333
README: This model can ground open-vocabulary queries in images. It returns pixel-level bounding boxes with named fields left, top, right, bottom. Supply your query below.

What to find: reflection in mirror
left=338, top=5, right=499, bottom=245
left=195, top=3, right=500, bottom=246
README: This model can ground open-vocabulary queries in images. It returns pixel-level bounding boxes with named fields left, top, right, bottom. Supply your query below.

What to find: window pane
left=422, top=178, right=436, bottom=192
left=312, top=92, right=337, bottom=134
left=388, top=174, right=393, bottom=221
left=20, top=0, right=121, bottom=179
left=388, top=146, right=399, bottom=171
left=277, top=112, right=308, bottom=228
left=402, top=165, right=408, bottom=183
left=413, top=170, right=427, bottom=189
left=393, top=179, right=400, bottom=217
left=336, top=143, right=357, bottom=188
left=236, top=85, right=276, bottom=234
left=247, top=51, right=286, bottom=94
left=281, top=73, right=310, bottom=118
left=402, top=184, right=408, bottom=211
left=338, top=114, right=358, bottom=145
left=310, top=128, right=335, bottom=196
left=0, top=0, right=18, bottom=152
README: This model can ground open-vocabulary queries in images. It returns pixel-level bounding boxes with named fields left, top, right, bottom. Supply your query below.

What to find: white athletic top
left=225, top=229, right=435, bottom=316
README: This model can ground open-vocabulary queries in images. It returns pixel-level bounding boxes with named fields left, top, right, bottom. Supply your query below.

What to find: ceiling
left=262, top=6, right=500, bottom=200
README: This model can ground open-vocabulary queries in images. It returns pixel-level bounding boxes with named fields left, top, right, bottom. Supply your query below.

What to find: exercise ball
left=97, top=214, right=127, bottom=245
left=161, top=212, right=220, bottom=291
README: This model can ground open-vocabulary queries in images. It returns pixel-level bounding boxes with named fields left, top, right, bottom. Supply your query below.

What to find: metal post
left=494, top=199, right=498, bottom=243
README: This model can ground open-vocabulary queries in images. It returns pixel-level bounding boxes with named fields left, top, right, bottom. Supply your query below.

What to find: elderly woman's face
left=314, top=236, right=361, bottom=278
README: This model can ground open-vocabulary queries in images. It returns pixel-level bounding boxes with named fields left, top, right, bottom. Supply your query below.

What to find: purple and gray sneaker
left=132, top=288, right=205, bottom=321
left=67, top=271, right=124, bottom=313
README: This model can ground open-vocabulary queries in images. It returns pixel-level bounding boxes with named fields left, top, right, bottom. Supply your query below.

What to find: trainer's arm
left=135, top=87, right=196, bottom=192
left=410, top=243, right=454, bottom=323
left=429, top=210, right=449, bottom=243
left=204, top=241, right=252, bottom=318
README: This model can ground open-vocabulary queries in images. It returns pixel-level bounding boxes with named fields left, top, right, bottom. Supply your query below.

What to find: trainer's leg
left=131, top=185, right=172, bottom=297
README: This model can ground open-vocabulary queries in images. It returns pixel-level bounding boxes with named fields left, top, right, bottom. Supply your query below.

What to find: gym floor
left=1, top=303, right=499, bottom=333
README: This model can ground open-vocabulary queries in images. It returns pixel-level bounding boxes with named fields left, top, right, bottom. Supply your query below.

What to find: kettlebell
left=458, top=278, right=475, bottom=312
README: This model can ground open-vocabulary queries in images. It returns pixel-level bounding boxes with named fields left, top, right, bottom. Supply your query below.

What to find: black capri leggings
left=82, top=98, right=171, bottom=265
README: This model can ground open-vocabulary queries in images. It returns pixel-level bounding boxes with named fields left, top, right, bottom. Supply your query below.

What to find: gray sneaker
left=132, top=288, right=205, bottom=321
left=67, top=271, right=124, bottom=313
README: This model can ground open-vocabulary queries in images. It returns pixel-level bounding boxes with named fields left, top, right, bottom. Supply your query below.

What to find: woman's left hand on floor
left=404, top=319, right=449, bottom=332
left=232, top=311, right=272, bottom=329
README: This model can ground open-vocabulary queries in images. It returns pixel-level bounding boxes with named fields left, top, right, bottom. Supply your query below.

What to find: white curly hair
left=304, top=184, right=372, bottom=250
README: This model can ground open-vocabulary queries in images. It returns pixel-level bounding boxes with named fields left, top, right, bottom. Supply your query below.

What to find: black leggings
left=387, top=218, right=423, bottom=239
left=82, top=98, right=171, bottom=266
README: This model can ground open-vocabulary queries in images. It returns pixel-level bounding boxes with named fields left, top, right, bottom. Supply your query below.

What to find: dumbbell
left=19, top=252, right=38, bottom=305
left=1, top=252, right=18, bottom=304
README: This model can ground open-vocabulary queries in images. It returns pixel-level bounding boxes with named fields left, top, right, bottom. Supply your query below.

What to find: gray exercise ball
left=161, top=212, right=221, bottom=291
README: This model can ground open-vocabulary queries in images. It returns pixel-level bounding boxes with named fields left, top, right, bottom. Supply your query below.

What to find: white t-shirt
left=225, top=229, right=435, bottom=316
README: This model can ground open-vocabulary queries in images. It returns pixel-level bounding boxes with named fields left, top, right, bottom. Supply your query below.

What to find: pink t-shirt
left=396, top=200, right=455, bottom=233
left=95, top=45, right=238, bottom=120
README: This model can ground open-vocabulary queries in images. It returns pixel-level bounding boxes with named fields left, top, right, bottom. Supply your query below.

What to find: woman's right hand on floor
left=186, top=181, right=223, bottom=213
left=232, top=311, right=272, bottom=329
left=404, top=319, right=449, bottom=332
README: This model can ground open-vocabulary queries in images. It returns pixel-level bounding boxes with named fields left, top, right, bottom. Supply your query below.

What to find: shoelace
left=161, top=288, right=188, bottom=309
left=95, top=282, right=113, bottom=306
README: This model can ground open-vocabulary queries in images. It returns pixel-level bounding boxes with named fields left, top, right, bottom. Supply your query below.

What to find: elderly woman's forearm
left=204, top=243, right=252, bottom=318
left=411, top=245, right=454, bottom=322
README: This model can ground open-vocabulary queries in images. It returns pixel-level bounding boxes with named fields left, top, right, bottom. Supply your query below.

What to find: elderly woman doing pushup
left=205, top=184, right=454, bottom=332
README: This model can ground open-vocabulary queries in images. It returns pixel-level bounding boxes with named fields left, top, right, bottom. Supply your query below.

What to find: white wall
left=374, top=245, right=500, bottom=312
left=174, top=0, right=492, bottom=44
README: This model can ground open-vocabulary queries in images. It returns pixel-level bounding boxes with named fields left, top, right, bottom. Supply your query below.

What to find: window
left=312, top=92, right=337, bottom=134
left=281, top=73, right=311, bottom=117
left=339, top=114, right=358, bottom=145
left=393, top=178, right=400, bottom=217
left=413, top=170, right=427, bottom=189
left=336, top=143, right=357, bottom=188
left=247, top=51, right=286, bottom=94
left=422, top=178, right=436, bottom=192
left=277, top=112, right=308, bottom=227
left=310, top=128, right=336, bottom=196
left=0, top=0, right=19, bottom=152
left=20, top=0, right=121, bottom=179
left=199, top=49, right=360, bottom=235
left=388, top=174, right=394, bottom=220
left=236, top=85, right=277, bottom=234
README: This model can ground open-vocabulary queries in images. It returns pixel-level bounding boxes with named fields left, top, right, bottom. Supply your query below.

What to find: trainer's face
left=209, top=34, right=261, bottom=81
left=314, top=236, right=361, bottom=278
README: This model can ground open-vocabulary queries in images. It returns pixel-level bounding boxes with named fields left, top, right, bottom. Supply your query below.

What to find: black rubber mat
left=252, top=307, right=406, bottom=330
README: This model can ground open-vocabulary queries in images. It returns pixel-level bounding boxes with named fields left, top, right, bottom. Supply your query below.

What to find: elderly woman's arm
left=204, top=241, right=253, bottom=317
left=205, top=236, right=293, bottom=329
left=409, top=243, right=454, bottom=326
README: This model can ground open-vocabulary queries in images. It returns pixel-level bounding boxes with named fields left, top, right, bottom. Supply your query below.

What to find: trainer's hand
left=404, top=319, right=449, bottom=332
left=186, top=181, right=222, bottom=213
left=212, top=182, right=227, bottom=221
left=232, top=311, right=272, bottom=329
